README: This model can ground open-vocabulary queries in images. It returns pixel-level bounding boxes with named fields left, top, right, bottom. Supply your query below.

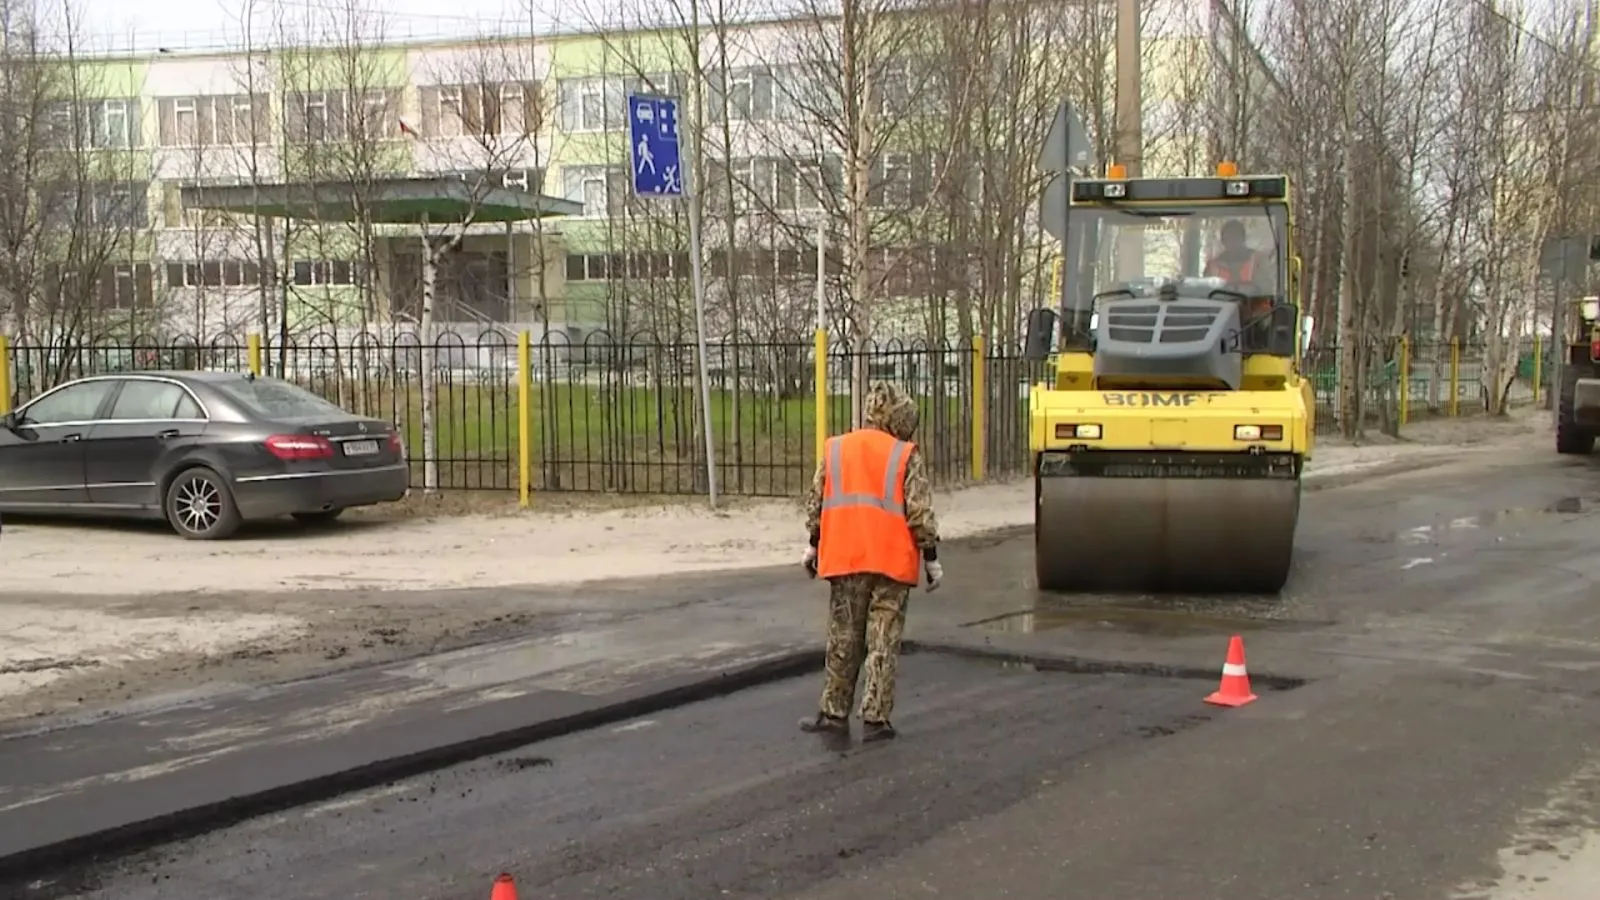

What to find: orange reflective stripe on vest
left=815, top=429, right=921, bottom=585
left=1211, top=257, right=1255, bottom=283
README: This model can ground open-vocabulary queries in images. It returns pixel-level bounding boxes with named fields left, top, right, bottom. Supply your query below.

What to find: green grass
left=296, top=378, right=1031, bottom=493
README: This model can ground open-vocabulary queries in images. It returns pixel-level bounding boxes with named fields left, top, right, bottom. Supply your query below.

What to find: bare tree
left=9, top=1, right=162, bottom=389
left=401, top=37, right=547, bottom=492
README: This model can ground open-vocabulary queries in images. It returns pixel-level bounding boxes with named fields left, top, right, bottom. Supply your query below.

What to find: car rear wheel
left=292, top=508, right=345, bottom=526
left=164, top=467, right=242, bottom=540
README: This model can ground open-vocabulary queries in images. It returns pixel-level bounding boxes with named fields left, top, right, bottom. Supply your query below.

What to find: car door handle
left=61, top=433, right=81, bottom=442
left=156, top=429, right=180, bottom=440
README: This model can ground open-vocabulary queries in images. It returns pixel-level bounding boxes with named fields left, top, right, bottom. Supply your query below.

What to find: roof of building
left=180, top=177, right=583, bottom=224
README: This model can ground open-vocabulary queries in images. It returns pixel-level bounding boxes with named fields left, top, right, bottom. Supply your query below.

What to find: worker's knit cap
left=864, top=382, right=920, bottom=440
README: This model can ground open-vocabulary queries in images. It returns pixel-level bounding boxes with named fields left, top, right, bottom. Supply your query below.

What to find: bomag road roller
left=1022, top=161, right=1315, bottom=594
left=1557, top=295, right=1600, bottom=455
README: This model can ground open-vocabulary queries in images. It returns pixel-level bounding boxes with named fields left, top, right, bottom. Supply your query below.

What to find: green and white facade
left=53, top=0, right=1236, bottom=343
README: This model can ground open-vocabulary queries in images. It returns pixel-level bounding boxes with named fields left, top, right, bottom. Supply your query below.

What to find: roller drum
left=1034, top=475, right=1300, bottom=594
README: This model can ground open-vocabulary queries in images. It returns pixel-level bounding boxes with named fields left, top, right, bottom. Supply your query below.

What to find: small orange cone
left=1204, top=635, right=1257, bottom=708
left=490, top=873, right=518, bottom=900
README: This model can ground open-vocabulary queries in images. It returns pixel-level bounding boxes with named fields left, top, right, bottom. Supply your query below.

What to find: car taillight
left=1590, top=336, right=1600, bottom=361
left=264, top=434, right=334, bottom=460
left=387, top=430, right=404, bottom=457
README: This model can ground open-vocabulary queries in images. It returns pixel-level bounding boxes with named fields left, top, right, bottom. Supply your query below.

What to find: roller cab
left=1025, top=162, right=1314, bottom=594
left=1558, top=295, right=1600, bottom=455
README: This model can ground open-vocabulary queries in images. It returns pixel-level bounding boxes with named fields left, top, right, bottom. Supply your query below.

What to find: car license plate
left=343, top=439, right=380, bottom=456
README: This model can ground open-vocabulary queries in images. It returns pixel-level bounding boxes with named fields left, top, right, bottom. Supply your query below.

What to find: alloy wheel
left=174, top=475, right=222, bottom=534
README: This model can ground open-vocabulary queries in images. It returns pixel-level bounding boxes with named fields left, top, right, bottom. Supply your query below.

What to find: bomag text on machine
left=1023, top=161, right=1316, bottom=594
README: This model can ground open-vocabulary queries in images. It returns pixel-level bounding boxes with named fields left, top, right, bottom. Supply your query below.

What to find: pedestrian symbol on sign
left=636, top=136, right=656, bottom=176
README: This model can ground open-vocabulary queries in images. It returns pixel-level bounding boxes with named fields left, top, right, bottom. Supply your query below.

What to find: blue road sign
left=627, top=94, right=684, bottom=199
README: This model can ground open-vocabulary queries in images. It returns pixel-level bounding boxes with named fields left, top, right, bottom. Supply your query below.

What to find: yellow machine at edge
left=1022, top=161, right=1316, bottom=594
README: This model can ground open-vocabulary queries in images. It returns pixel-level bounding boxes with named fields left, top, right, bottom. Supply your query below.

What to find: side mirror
left=1301, top=314, right=1315, bottom=356
left=1023, top=308, right=1058, bottom=361
left=1, top=411, right=15, bottom=431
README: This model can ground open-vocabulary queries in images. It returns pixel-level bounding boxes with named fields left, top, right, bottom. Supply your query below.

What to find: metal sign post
left=1541, top=235, right=1589, bottom=412
left=628, top=93, right=718, bottom=508
left=1040, top=101, right=1096, bottom=347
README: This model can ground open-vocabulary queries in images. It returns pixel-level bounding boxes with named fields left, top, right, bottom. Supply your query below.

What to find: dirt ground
left=0, top=409, right=1545, bottom=726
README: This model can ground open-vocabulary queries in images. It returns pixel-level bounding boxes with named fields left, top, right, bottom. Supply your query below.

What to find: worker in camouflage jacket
left=801, top=382, right=942, bottom=741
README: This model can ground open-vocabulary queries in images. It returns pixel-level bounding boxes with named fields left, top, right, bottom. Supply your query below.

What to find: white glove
left=924, top=560, right=943, bottom=592
left=803, top=547, right=818, bottom=578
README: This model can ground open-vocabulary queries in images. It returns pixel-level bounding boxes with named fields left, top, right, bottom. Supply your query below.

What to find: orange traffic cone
left=490, top=873, right=518, bottom=900
left=1203, top=635, right=1257, bottom=708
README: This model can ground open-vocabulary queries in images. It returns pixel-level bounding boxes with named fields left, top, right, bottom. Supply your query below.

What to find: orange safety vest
left=816, top=429, right=921, bottom=585
left=1207, top=255, right=1255, bottom=283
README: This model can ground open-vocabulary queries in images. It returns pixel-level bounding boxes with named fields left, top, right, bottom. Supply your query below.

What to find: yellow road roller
left=1023, top=162, right=1315, bottom=593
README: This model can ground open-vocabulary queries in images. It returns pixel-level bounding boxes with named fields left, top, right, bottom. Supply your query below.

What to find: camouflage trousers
left=818, top=573, right=910, bottom=724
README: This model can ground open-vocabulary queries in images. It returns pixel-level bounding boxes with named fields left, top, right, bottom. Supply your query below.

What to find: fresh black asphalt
left=43, top=654, right=1219, bottom=900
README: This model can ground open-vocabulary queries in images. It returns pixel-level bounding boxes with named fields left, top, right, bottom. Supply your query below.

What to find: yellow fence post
left=517, top=330, right=532, bottom=508
left=1448, top=337, right=1460, bottom=418
left=0, top=334, right=10, bottom=414
left=246, top=333, right=262, bottom=377
left=814, top=327, right=828, bottom=463
left=1398, top=335, right=1410, bottom=426
left=1533, top=335, right=1543, bottom=408
left=971, top=334, right=986, bottom=481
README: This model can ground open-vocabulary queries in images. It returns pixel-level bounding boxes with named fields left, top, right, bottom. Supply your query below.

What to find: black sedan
left=0, top=371, right=409, bottom=539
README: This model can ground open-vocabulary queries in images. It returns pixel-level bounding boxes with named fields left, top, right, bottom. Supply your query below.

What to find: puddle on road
left=964, top=604, right=1274, bottom=637
left=1365, top=497, right=1592, bottom=546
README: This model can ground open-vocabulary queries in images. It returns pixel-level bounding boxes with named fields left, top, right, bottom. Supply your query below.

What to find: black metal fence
left=2, top=332, right=1537, bottom=495
left=3, top=332, right=1038, bottom=495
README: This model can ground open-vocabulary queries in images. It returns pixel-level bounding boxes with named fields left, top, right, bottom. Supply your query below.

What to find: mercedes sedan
left=0, top=371, right=409, bottom=539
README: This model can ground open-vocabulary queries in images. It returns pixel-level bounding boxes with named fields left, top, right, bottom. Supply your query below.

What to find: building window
left=40, top=182, right=147, bottom=229
left=219, top=95, right=269, bottom=143
left=710, top=67, right=774, bottom=122
left=158, top=94, right=271, bottom=146
left=91, top=99, right=140, bottom=149
left=45, top=263, right=154, bottom=309
left=100, top=263, right=155, bottom=309
left=44, top=99, right=141, bottom=149
left=557, top=76, right=628, bottom=133
left=768, top=65, right=806, bottom=120
left=869, top=153, right=931, bottom=209
left=565, top=251, right=689, bottom=281
left=91, top=182, right=148, bottom=228
left=355, top=89, right=399, bottom=141
left=420, top=81, right=542, bottom=138
left=286, top=91, right=347, bottom=142
left=291, top=260, right=359, bottom=286
left=789, top=156, right=842, bottom=211
left=867, top=246, right=936, bottom=297
left=165, top=260, right=263, bottom=288
left=38, top=182, right=147, bottom=230
left=561, top=165, right=627, bottom=217
left=163, top=97, right=197, bottom=145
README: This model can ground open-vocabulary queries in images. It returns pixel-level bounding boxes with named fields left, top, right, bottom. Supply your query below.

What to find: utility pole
left=1113, top=0, right=1144, bottom=281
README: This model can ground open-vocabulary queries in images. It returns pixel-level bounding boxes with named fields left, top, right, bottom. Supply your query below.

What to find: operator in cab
left=1205, top=219, right=1261, bottom=284
left=1205, top=218, right=1275, bottom=341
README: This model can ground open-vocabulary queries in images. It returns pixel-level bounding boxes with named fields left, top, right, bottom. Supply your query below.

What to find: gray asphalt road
left=25, top=446, right=1600, bottom=900
left=55, top=655, right=1217, bottom=900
